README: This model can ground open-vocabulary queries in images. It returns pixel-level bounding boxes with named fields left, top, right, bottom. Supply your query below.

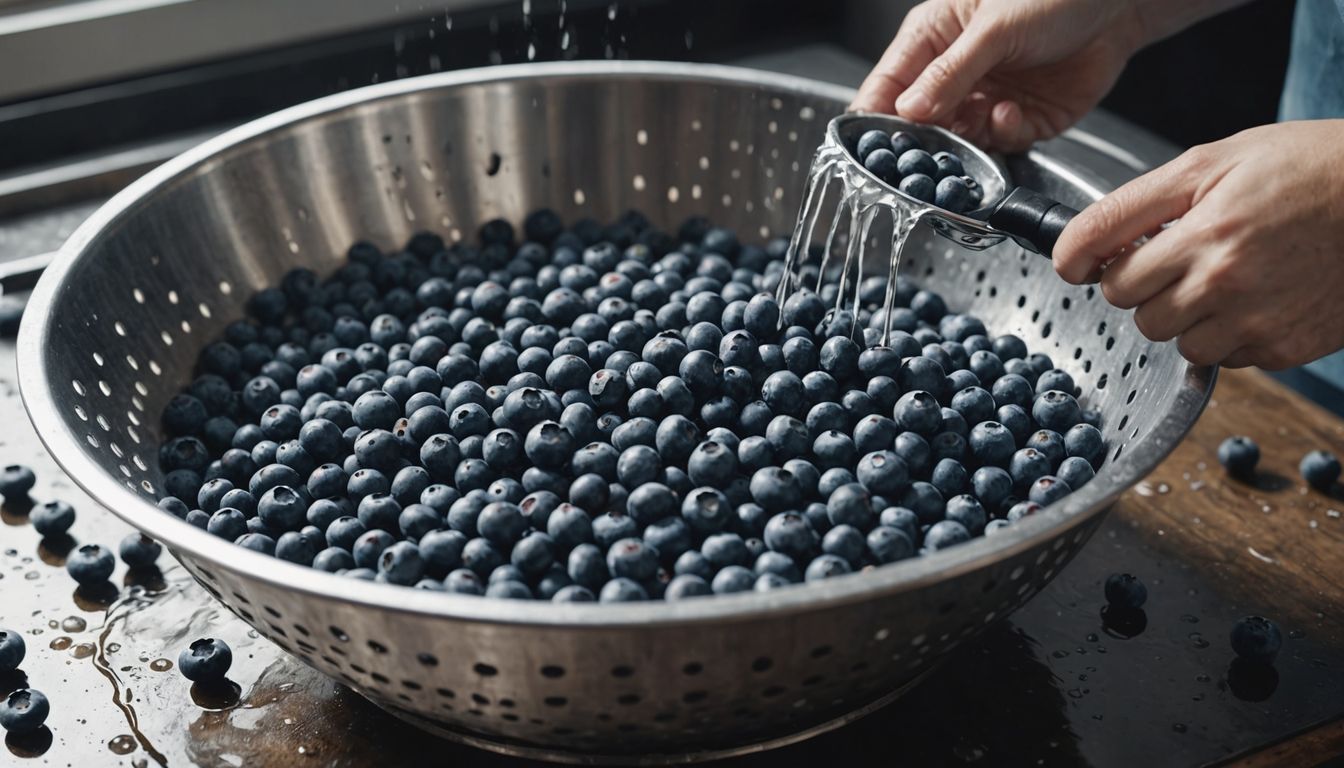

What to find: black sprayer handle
left=986, top=187, right=1079, bottom=259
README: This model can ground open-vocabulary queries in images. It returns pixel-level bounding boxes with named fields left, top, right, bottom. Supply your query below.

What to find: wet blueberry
left=179, top=638, right=232, bottom=683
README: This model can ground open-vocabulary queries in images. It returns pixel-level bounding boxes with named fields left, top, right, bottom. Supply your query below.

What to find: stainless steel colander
left=17, top=61, right=1214, bottom=763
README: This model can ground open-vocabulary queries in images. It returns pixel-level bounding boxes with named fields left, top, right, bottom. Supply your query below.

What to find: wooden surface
left=1, top=345, right=1342, bottom=767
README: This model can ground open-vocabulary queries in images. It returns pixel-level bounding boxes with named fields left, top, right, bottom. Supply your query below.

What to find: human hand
left=852, top=0, right=1146, bottom=152
left=1053, top=120, right=1344, bottom=370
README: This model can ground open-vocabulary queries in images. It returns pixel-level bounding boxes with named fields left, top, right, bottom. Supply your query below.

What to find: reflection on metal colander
left=17, top=61, right=1213, bottom=764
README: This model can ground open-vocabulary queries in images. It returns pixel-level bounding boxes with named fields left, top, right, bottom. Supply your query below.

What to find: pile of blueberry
left=851, top=129, right=982, bottom=213
left=154, top=209, right=1105, bottom=602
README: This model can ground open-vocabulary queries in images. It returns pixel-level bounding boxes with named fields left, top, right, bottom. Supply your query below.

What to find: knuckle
left=1099, top=273, right=1132, bottom=309
left=1131, top=306, right=1167, bottom=342
left=1202, top=256, right=1250, bottom=295
left=1176, top=335, right=1216, bottom=367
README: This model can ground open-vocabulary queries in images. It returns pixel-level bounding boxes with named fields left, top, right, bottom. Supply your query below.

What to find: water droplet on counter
left=149, top=658, right=173, bottom=672
left=1051, top=649, right=1069, bottom=659
left=107, top=642, right=121, bottom=653
left=1289, top=629, right=1306, bottom=639
left=1066, top=688, right=1085, bottom=699
left=46, top=620, right=57, bottom=630
left=1156, top=483, right=1170, bottom=494
left=23, top=571, right=38, bottom=580
left=132, top=758, right=148, bottom=768
left=48, top=637, right=71, bottom=651
left=71, top=642, right=96, bottom=659
left=108, top=734, right=137, bottom=754
left=1189, top=633, right=1209, bottom=649
left=1172, top=723, right=1187, bottom=734
left=1180, top=614, right=1200, bottom=624
left=1085, top=633, right=1099, bottom=642
left=1196, top=673, right=1211, bottom=683
left=61, top=616, right=86, bottom=633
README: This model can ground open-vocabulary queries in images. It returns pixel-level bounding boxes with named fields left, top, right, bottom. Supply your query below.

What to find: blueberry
left=1027, top=475, right=1072, bottom=506
left=750, top=467, right=802, bottom=513
left=1300, top=449, right=1341, bottom=490
left=894, top=172, right=933, bottom=202
left=866, top=525, right=915, bottom=564
left=179, top=637, right=233, bottom=683
left=1230, top=616, right=1283, bottom=664
left=1104, top=573, right=1148, bottom=609
left=687, top=440, right=739, bottom=487
left=711, top=565, right=756, bottom=594
left=0, top=630, right=24, bottom=672
left=352, top=529, right=395, bottom=569
left=66, top=543, right=115, bottom=584
left=31, top=500, right=75, bottom=537
left=1027, top=429, right=1066, bottom=467
left=207, top=508, right=249, bottom=541
left=1064, top=423, right=1105, bottom=468
left=1006, top=501, right=1041, bottom=521
left=894, top=391, right=941, bottom=437
left=855, top=450, right=909, bottom=496
left=258, top=485, right=308, bottom=532
left=680, top=488, right=732, bottom=534
left=477, top=502, right=528, bottom=546
left=510, top=532, right=555, bottom=578
left=600, top=577, right=649, bottom=602
left=804, top=554, right=852, bottom=582
left=965, top=464, right=1010, bottom=509
left=547, top=503, right=595, bottom=552
left=1220, top=435, right=1257, bottom=478
left=855, top=129, right=893, bottom=162
left=763, top=511, right=817, bottom=561
left=665, top=574, right=712, bottom=600
left=276, top=530, right=317, bottom=565
left=617, top=445, right=662, bottom=488
left=864, top=148, right=900, bottom=183
left=944, top=494, right=987, bottom=534
left=444, top=568, right=486, bottom=595
left=922, top=520, right=971, bottom=551
left=1057, top=456, right=1095, bottom=490
left=821, top=524, right=865, bottom=566
left=1009, top=447, right=1052, bottom=491
left=419, top=529, right=468, bottom=577
left=889, top=488, right=938, bottom=532
left=969, top=421, right=1015, bottom=467
left=1033, top=390, right=1082, bottom=432
left=0, top=689, right=49, bottom=734
left=625, top=482, right=678, bottom=526
left=552, top=585, right=596, bottom=602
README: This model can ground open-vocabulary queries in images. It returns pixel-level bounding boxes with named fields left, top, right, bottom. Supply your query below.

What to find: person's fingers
left=986, top=100, right=1027, bottom=152
left=1096, top=225, right=1193, bottom=310
left=948, top=92, right=993, bottom=144
left=1173, top=316, right=1242, bottom=367
left=1053, top=150, right=1212, bottom=284
left=1219, top=348, right=1257, bottom=369
left=851, top=6, right=946, bottom=112
left=895, top=20, right=1007, bottom=122
left=1130, top=276, right=1209, bottom=343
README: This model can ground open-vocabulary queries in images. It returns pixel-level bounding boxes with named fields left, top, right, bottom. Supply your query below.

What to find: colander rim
left=17, top=60, right=1215, bottom=629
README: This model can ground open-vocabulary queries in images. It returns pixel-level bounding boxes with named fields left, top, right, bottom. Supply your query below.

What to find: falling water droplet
left=108, top=735, right=137, bottom=754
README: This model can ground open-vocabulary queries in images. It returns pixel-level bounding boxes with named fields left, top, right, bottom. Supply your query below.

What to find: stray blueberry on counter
left=0, top=689, right=49, bottom=734
left=66, top=543, right=115, bottom=585
left=1103, top=573, right=1147, bottom=610
left=179, top=638, right=233, bottom=683
left=1230, top=616, right=1283, bottom=665
left=118, top=533, right=163, bottom=570
left=1299, top=450, right=1341, bottom=491
left=0, top=629, right=24, bottom=672
left=0, top=465, right=36, bottom=501
left=1217, top=436, right=1260, bottom=479
left=30, top=500, right=75, bottom=537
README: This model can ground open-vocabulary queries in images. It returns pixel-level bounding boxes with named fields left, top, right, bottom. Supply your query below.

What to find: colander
left=17, top=61, right=1215, bottom=763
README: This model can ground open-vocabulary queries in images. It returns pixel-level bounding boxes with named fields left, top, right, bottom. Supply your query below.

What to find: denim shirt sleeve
left=1280, top=0, right=1344, bottom=121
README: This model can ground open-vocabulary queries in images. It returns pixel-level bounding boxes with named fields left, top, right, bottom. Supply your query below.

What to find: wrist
left=1127, top=0, right=1251, bottom=47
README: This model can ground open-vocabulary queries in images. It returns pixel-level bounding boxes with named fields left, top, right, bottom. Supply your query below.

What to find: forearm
left=1131, top=0, right=1256, bottom=46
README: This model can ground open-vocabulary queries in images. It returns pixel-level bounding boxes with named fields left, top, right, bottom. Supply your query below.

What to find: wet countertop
left=1, top=337, right=1342, bottom=767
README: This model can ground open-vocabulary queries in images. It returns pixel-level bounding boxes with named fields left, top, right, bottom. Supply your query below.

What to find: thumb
left=1053, top=153, right=1207, bottom=283
left=895, top=22, right=1005, bottom=122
